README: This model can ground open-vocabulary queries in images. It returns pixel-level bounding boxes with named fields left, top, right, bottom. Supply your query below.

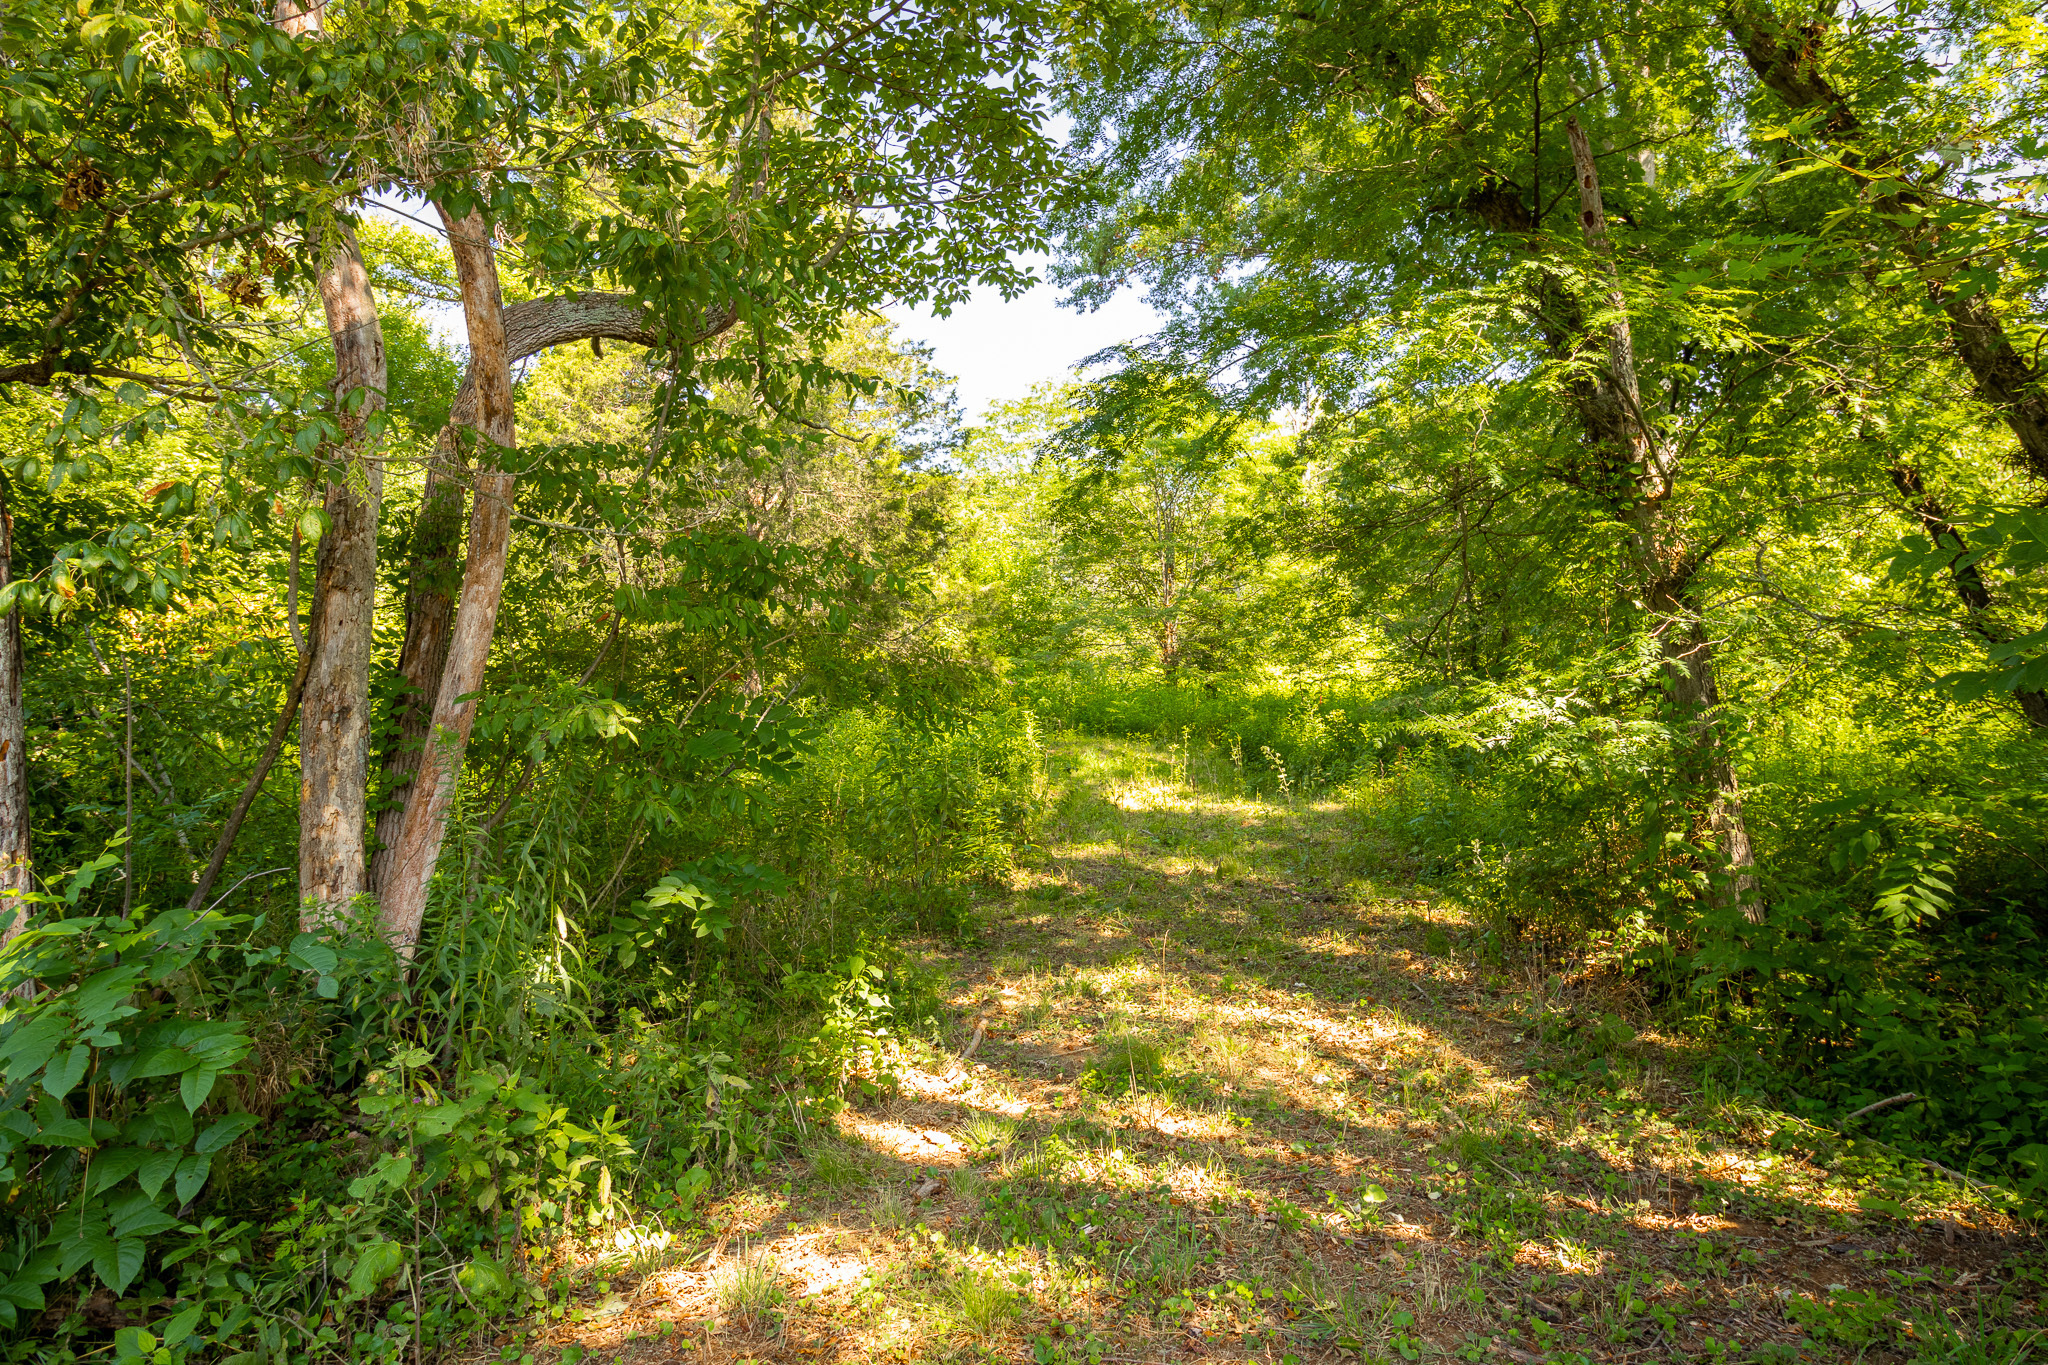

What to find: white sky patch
left=883, top=252, right=1163, bottom=423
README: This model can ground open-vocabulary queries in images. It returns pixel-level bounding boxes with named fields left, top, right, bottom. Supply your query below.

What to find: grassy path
left=543, top=739, right=2039, bottom=1365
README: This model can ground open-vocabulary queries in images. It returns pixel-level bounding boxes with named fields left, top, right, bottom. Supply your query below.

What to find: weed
left=952, top=1271, right=1020, bottom=1342
left=717, top=1248, right=785, bottom=1331
left=964, top=1111, right=1022, bottom=1159
left=1083, top=1033, right=1168, bottom=1094
left=805, top=1137, right=866, bottom=1188
left=868, top=1182, right=910, bottom=1230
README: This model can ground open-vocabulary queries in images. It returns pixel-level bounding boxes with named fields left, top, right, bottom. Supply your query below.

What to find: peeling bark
left=273, top=0, right=389, bottom=931
left=295, top=224, right=386, bottom=931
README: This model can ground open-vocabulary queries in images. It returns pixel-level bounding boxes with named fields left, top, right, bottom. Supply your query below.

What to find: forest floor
left=529, top=738, right=2042, bottom=1365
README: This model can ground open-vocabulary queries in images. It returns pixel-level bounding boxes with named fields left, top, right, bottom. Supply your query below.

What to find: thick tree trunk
left=1725, top=3, right=2048, bottom=485
left=365, top=291, right=736, bottom=897
left=296, top=226, right=387, bottom=931
left=374, top=203, right=517, bottom=950
left=0, top=473, right=32, bottom=949
left=1567, top=117, right=1762, bottom=920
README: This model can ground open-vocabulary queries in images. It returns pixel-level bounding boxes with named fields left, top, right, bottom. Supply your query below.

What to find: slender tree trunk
left=366, top=435, right=463, bottom=895
left=296, top=227, right=387, bottom=931
left=375, top=203, right=516, bottom=950
left=0, top=472, right=32, bottom=949
left=1566, top=117, right=1761, bottom=920
left=1889, top=465, right=2048, bottom=727
left=273, top=0, right=388, bottom=931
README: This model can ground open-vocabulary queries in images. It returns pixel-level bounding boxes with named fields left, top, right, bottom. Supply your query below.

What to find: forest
left=0, top=0, right=2044, bottom=1361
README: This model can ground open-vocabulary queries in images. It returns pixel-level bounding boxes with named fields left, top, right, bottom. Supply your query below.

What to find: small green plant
left=717, top=1248, right=785, bottom=1330
left=1083, top=1034, right=1167, bottom=1095
left=952, top=1271, right=1019, bottom=1342
left=964, top=1111, right=1022, bottom=1159
left=804, top=1137, right=865, bottom=1188
left=868, top=1182, right=910, bottom=1230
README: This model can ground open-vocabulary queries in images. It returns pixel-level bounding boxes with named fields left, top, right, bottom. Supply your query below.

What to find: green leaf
left=87, top=1144, right=148, bottom=1194
left=89, top=1230, right=145, bottom=1295
left=113, top=1326, right=156, bottom=1361
left=0, top=1013, right=69, bottom=1082
left=287, top=933, right=338, bottom=975
left=347, top=1241, right=407, bottom=1296
left=195, top=1113, right=259, bottom=1154
left=136, top=1147, right=179, bottom=1199
left=42, top=1043, right=89, bottom=1099
left=161, top=1303, right=204, bottom=1345
left=180, top=1065, right=218, bottom=1113
left=173, top=1151, right=211, bottom=1206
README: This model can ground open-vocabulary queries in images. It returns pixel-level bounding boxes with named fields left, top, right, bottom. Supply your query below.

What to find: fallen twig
left=1842, top=1092, right=1921, bottom=1124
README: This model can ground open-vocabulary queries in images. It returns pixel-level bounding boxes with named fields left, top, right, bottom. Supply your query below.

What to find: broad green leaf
left=347, top=1241, right=407, bottom=1296
left=42, top=1044, right=89, bottom=1099
left=173, top=1152, right=211, bottom=1206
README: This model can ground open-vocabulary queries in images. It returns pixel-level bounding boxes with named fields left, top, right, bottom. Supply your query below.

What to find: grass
left=516, top=735, right=2041, bottom=1365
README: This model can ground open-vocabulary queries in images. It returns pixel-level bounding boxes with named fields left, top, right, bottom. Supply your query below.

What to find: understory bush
left=1338, top=683, right=2048, bottom=1203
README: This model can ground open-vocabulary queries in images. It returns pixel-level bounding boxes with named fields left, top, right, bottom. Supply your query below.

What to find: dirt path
left=549, top=738, right=2039, bottom=1365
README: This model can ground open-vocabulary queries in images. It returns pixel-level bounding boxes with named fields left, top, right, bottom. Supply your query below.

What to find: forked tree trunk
left=1566, top=117, right=1762, bottom=920
left=275, top=0, right=389, bottom=932
left=374, top=203, right=517, bottom=949
left=367, top=293, right=737, bottom=898
left=0, top=472, right=32, bottom=949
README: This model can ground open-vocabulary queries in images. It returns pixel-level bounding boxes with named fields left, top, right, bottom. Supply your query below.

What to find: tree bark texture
left=272, top=0, right=390, bottom=930
left=1566, top=117, right=1762, bottom=920
left=0, top=474, right=32, bottom=949
left=366, top=292, right=738, bottom=896
left=374, top=203, right=517, bottom=950
left=296, top=224, right=387, bottom=931
left=1725, top=2, right=2048, bottom=486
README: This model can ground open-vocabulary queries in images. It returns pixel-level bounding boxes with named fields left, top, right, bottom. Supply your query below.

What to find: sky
left=880, top=255, right=1163, bottom=425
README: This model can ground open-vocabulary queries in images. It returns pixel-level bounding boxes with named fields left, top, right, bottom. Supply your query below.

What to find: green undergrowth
left=0, top=705, right=1046, bottom=1362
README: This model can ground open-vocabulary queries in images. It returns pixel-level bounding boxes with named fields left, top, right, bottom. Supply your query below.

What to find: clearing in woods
left=528, top=738, right=2039, bottom=1365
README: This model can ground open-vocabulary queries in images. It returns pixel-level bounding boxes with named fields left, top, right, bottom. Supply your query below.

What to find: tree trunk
left=1889, top=465, right=2048, bottom=727
left=365, top=291, right=736, bottom=897
left=272, top=0, right=389, bottom=932
left=366, top=435, right=462, bottom=896
left=0, top=472, right=32, bottom=949
left=374, top=203, right=517, bottom=950
left=296, top=226, right=387, bottom=931
left=1566, top=117, right=1762, bottom=920
left=1725, top=2, right=2048, bottom=485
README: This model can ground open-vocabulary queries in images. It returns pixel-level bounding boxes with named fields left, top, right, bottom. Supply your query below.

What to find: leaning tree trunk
left=275, top=0, right=389, bottom=932
left=1566, top=116, right=1762, bottom=920
left=1725, top=2, right=2048, bottom=486
left=0, top=471, right=32, bottom=949
left=374, top=203, right=518, bottom=950
left=1890, top=465, right=2048, bottom=727
left=367, top=292, right=737, bottom=898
